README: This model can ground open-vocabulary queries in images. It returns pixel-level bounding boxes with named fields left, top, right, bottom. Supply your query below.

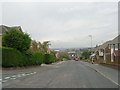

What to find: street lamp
left=88, top=35, right=92, bottom=53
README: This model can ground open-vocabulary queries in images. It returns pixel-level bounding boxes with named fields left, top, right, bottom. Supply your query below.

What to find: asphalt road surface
left=2, top=60, right=118, bottom=88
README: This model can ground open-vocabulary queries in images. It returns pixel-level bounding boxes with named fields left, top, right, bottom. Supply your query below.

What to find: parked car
left=75, top=57, right=79, bottom=61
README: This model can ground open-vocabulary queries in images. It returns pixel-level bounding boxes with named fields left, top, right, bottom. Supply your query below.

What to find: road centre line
left=3, top=72, right=37, bottom=81
left=4, top=77, right=10, bottom=79
left=2, top=80, right=8, bottom=83
left=10, top=78, right=16, bottom=80
left=11, top=75, right=17, bottom=78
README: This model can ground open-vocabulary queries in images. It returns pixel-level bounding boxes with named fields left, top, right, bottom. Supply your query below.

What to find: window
left=118, top=43, right=120, bottom=49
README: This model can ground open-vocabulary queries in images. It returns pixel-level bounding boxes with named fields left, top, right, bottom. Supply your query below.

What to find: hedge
left=2, top=47, right=23, bottom=67
left=31, top=51, right=44, bottom=65
left=2, top=47, right=44, bottom=67
left=0, top=48, right=2, bottom=66
left=44, top=53, right=56, bottom=64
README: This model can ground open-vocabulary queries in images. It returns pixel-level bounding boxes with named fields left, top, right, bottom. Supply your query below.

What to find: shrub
left=2, top=47, right=44, bottom=67
left=2, top=29, right=31, bottom=52
left=32, top=51, right=44, bottom=65
left=81, top=50, right=91, bottom=60
left=59, top=52, right=69, bottom=61
left=0, top=48, right=2, bottom=66
left=50, top=53, right=56, bottom=63
left=44, top=53, right=56, bottom=64
left=2, top=47, right=23, bottom=67
left=44, top=54, right=51, bottom=64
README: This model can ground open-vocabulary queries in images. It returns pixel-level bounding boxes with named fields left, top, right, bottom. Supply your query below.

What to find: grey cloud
left=2, top=2, right=118, bottom=48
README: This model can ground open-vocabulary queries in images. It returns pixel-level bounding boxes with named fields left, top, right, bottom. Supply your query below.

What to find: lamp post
left=88, top=35, right=92, bottom=53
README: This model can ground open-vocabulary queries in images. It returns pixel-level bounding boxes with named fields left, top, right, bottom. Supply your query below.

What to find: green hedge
left=2, top=47, right=44, bottom=67
left=0, top=48, right=2, bottom=66
left=31, top=51, right=44, bottom=65
left=2, top=47, right=23, bottom=67
left=44, top=53, right=56, bottom=64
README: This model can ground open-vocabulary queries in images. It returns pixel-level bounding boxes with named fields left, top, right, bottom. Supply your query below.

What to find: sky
left=0, top=1, right=118, bottom=48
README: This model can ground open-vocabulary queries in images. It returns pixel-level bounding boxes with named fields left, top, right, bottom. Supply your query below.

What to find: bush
left=0, top=48, right=2, bottom=66
left=2, top=47, right=44, bottom=67
left=44, top=53, right=56, bottom=64
left=2, top=47, right=23, bottom=67
left=2, top=29, right=31, bottom=52
left=59, top=52, right=69, bottom=61
left=32, top=51, right=44, bottom=65
left=81, top=50, right=91, bottom=60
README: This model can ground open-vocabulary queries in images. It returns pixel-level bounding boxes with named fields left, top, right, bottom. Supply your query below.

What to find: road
left=2, top=60, right=119, bottom=88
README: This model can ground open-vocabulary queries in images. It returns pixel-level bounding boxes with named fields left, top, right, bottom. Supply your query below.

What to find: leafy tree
left=81, top=50, right=91, bottom=59
left=42, top=41, right=51, bottom=54
left=2, top=29, right=31, bottom=52
left=31, top=40, right=38, bottom=51
left=38, top=41, right=44, bottom=52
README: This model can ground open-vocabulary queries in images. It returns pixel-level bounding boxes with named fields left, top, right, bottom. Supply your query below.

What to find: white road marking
left=30, top=73, right=33, bottom=75
left=17, top=74, right=22, bottom=77
left=97, top=70, right=120, bottom=86
left=86, top=64, right=120, bottom=86
left=11, top=75, right=17, bottom=78
left=33, top=72, right=36, bottom=74
left=2, top=80, right=8, bottom=83
left=21, top=74, right=26, bottom=76
left=2, top=72, right=37, bottom=83
left=11, top=78, right=16, bottom=80
left=4, top=77, right=10, bottom=79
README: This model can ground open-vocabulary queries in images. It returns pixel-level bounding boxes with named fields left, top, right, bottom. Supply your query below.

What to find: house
left=108, top=35, right=120, bottom=64
left=0, top=25, right=22, bottom=34
left=95, top=35, right=120, bottom=65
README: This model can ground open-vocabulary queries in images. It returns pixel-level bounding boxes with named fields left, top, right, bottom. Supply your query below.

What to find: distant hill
left=0, top=25, right=22, bottom=35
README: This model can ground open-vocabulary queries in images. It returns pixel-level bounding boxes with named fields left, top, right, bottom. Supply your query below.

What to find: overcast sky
left=1, top=2, right=118, bottom=48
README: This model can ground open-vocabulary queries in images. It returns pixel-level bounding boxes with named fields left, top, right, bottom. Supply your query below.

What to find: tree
left=2, top=29, right=31, bottom=52
left=81, top=50, right=91, bottom=60
left=42, top=41, right=51, bottom=54
left=31, top=40, right=38, bottom=51
left=38, top=41, right=44, bottom=52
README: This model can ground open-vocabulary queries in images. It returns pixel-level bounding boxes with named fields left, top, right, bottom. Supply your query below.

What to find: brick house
left=95, top=35, right=120, bottom=65
left=108, top=35, right=120, bottom=65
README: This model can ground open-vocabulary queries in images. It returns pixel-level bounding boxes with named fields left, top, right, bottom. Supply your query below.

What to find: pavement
left=1, top=60, right=119, bottom=88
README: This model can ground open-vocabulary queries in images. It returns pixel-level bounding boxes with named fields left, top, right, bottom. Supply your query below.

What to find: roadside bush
left=0, top=48, right=2, bottom=66
left=44, top=53, right=56, bottom=64
left=50, top=53, right=56, bottom=63
left=2, top=47, right=44, bottom=67
left=59, top=52, right=69, bottom=61
left=81, top=50, right=91, bottom=60
left=44, top=54, right=51, bottom=64
left=31, top=51, right=44, bottom=65
left=2, top=47, right=23, bottom=67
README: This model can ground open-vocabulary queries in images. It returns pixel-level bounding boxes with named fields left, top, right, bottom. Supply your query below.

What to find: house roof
left=96, top=35, right=120, bottom=50
left=0, top=25, right=22, bottom=35
left=96, top=40, right=112, bottom=50
left=109, top=35, right=120, bottom=44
